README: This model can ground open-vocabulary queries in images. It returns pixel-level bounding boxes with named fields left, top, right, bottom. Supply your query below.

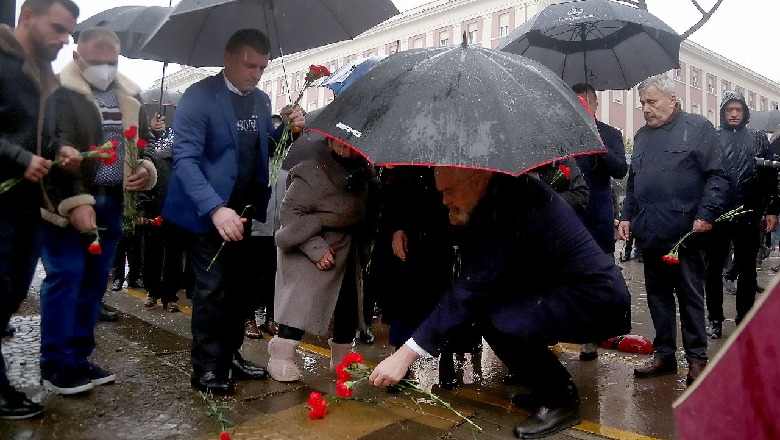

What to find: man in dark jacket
left=40, top=27, right=157, bottom=396
left=620, top=74, right=729, bottom=386
left=704, top=91, right=778, bottom=339
left=572, top=83, right=629, bottom=361
left=0, top=0, right=78, bottom=420
left=370, top=167, right=631, bottom=439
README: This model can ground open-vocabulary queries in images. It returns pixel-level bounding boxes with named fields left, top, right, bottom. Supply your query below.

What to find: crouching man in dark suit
left=369, top=167, right=631, bottom=439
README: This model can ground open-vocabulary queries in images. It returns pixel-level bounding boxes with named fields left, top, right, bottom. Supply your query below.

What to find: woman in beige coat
left=267, top=135, right=377, bottom=382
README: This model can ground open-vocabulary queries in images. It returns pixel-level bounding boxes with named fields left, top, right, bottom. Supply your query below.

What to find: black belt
left=92, top=185, right=123, bottom=197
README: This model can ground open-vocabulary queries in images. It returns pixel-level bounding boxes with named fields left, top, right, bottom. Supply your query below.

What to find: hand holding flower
left=57, top=145, right=83, bottom=169
left=692, top=219, right=712, bottom=233
left=68, top=205, right=97, bottom=233
left=211, top=207, right=247, bottom=242
left=369, top=344, right=419, bottom=387
left=22, top=155, right=51, bottom=182
left=125, top=165, right=150, bottom=191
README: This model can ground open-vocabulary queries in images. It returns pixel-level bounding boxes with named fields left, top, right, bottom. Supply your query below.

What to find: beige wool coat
left=273, top=143, right=373, bottom=336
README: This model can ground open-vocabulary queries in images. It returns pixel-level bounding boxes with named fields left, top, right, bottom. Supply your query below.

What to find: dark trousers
left=705, top=217, right=761, bottom=323
left=482, top=326, right=576, bottom=407
left=642, top=246, right=708, bottom=363
left=0, top=211, right=41, bottom=385
left=39, top=195, right=123, bottom=371
left=236, top=236, right=276, bottom=321
left=277, top=252, right=359, bottom=344
left=112, top=226, right=144, bottom=282
left=187, top=225, right=262, bottom=374
left=143, top=222, right=189, bottom=304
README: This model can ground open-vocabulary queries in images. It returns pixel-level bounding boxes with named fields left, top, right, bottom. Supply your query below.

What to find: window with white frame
left=439, top=30, right=449, bottom=46
left=691, top=68, right=699, bottom=88
left=612, top=90, right=623, bottom=104
left=674, top=68, right=683, bottom=82
left=748, top=92, right=755, bottom=109
left=691, top=103, right=700, bottom=114
left=499, top=13, right=510, bottom=37
left=707, top=75, right=715, bottom=94
left=773, top=101, right=779, bottom=110
left=707, top=109, right=716, bottom=125
left=412, top=37, right=423, bottom=48
left=467, top=22, right=478, bottom=43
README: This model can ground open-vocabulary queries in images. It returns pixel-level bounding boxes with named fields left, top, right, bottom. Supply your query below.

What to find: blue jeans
left=39, top=195, right=122, bottom=373
left=0, top=211, right=41, bottom=385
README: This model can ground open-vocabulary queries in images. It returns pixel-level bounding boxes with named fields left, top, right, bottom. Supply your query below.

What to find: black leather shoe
left=579, top=343, right=598, bottom=361
left=110, top=279, right=123, bottom=291
left=231, top=354, right=268, bottom=380
left=1, top=323, right=15, bottom=337
left=98, top=304, right=119, bottom=322
left=128, top=279, right=145, bottom=289
left=358, top=328, right=375, bottom=344
left=513, top=403, right=582, bottom=439
left=191, top=371, right=233, bottom=395
left=634, top=356, right=677, bottom=378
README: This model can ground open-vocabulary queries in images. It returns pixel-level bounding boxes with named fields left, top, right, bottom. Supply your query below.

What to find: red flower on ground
left=335, top=380, right=353, bottom=398
left=136, top=138, right=148, bottom=149
left=219, top=432, right=231, bottom=440
left=341, top=352, right=363, bottom=367
left=308, top=405, right=328, bottom=420
left=335, top=364, right=350, bottom=381
left=307, top=391, right=323, bottom=407
left=88, top=242, right=102, bottom=255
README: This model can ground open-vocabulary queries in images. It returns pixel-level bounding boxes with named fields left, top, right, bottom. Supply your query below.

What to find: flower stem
left=206, top=205, right=252, bottom=271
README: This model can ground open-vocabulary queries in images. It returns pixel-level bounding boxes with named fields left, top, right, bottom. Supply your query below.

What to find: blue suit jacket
left=162, top=72, right=282, bottom=234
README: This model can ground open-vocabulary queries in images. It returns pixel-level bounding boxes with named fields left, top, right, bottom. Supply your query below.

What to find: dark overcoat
left=411, top=174, right=631, bottom=354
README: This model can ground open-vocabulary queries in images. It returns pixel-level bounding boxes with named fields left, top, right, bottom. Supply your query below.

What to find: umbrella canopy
left=321, top=55, right=387, bottom=94
left=749, top=110, right=780, bottom=133
left=73, top=5, right=172, bottom=60
left=140, top=0, right=399, bottom=67
left=307, top=43, right=604, bottom=175
left=496, top=0, right=682, bottom=91
left=673, top=276, right=780, bottom=440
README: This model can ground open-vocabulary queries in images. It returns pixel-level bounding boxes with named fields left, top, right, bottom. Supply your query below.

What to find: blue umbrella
left=321, top=55, right=387, bottom=94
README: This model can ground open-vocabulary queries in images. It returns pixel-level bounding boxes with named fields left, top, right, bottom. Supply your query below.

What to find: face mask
left=82, top=64, right=117, bottom=91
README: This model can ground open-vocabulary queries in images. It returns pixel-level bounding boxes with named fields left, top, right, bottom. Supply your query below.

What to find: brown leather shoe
left=244, top=319, right=263, bottom=339
left=634, top=356, right=677, bottom=378
left=686, top=361, right=707, bottom=386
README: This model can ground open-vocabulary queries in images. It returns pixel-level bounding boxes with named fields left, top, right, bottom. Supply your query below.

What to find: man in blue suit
left=162, top=29, right=304, bottom=395
left=369, top=167, right=631, bottom=439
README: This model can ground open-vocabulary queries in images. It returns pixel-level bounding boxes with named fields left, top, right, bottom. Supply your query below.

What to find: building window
left=707, top=75, right=715, bottom=94
left=735, top=86, right=744, bottom=96
left=761, top=97, right=768, bottom=111
left=412, top=37, right=423, bottom=48
left=439, top=30, right=449, bottom=46
left=748, top=92, right=756, bottom=109
left=677, top=98, right=684, bottom=110
left=773, top=101, right=779, bottom=110
left=499, top=13, right=510, bottom=37
left=707, top=109, right=716, bottom=125
left=612, top=90, right=623, bottom=104
left=692, top=103, right=700, bottom=115
left=294, top=77, right=301, bottom=92
left=387, top=41, right=399, bottom=54
left=674, top=68, right=683, bottom=82
left=722, top=80, right=731, bottom=93
left=690, top=68, right=699, bottom=88
left=467, top=22, right=478, bottom=43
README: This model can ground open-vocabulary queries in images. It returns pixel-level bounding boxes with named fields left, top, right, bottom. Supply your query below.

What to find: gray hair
left=638, top=74, right=676, bottom=96
left=77, top=27, right=121, bottom=52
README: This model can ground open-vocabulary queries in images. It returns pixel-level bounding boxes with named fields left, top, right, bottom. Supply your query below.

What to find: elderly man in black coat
left=620, top=74, right=730, bottom=386
left=370, top=167, right=631, bottom=439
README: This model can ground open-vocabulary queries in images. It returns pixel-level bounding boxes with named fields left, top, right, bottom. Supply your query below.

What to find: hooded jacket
left=718, top=90, right=778, bottom=215
left=0, top=24, right=59, bottom=213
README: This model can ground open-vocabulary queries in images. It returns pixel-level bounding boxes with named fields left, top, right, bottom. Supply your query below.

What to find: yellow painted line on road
left=121, top=288, right=653, bottom=440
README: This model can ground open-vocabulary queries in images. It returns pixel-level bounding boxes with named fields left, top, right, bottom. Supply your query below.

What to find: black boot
left=99, top=303, right=119, bottom=322
left=0, top=383, right=44, bottom=419
left=438, top=352, right=459, bottom=390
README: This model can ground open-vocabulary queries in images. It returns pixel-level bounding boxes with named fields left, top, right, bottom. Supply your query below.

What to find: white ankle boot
left=267, top=336, right=301, bottom=382
left=329, top=338, right=354, bottom=369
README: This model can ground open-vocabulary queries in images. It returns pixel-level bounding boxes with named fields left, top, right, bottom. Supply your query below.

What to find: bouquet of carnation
left=122, top=126, right=149, bottom=232
left=305, top=352, right=482, bottom=432
left=0, top=140, right=117, bottom=196
left=269, top=64, right=330, bottom=184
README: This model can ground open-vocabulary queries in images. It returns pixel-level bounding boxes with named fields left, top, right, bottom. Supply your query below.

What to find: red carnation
left=136, top=138, right=148, bottom=149
left=558, top=165, right=571, bottom=179
left=89, top=145, right=99, bottom=152
left=88, top=242, right=102, bottom=255
left=318, top=65, right=330, bottom=76
left=341, top=352, right=363, bottom=366
left=308, top=405, right=328, bottom=420
left=219, top=432, right=231, bottom=440
left=110, top=139, right=118, bottom=148
left=307, top=391, right=323, bottom=407
left=335, top=381, right=353, bottom=398
left=335, top=364, right=350, bottom=381
left=124, top=126, right=138, bottom=139
left=101, top=150, right=118, bottom=166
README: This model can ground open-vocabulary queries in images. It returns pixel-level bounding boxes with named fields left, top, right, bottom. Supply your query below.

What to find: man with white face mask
left=38, top=27, right=160, bottom=395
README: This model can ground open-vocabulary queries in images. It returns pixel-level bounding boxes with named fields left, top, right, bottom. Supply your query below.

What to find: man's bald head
left=434, top=167, right=493, bottom=226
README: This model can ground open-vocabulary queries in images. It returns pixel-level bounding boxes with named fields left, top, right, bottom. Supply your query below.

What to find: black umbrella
left=307, top=43, right=604, bottom=176
left=72, top=5, right=172, bottom=60
left=140, top=0, right=400, bottom=67
left=496, top=0, right=682, bottom=91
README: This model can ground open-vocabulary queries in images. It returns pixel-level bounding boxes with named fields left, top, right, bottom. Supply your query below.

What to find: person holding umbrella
left=161, top=29, right=304, bottom=395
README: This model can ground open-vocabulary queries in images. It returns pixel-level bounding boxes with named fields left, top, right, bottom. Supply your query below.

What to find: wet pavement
left=2, top=252, right=778, bottom=440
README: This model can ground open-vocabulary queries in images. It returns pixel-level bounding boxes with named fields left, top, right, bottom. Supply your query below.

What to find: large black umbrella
left=72, top=5, right=172, bottom=60
left=307, top=43, right=604, bottom=176
left=496, top=0, right=682, bottom=91
left=140, top=0, right=400, bottom=67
